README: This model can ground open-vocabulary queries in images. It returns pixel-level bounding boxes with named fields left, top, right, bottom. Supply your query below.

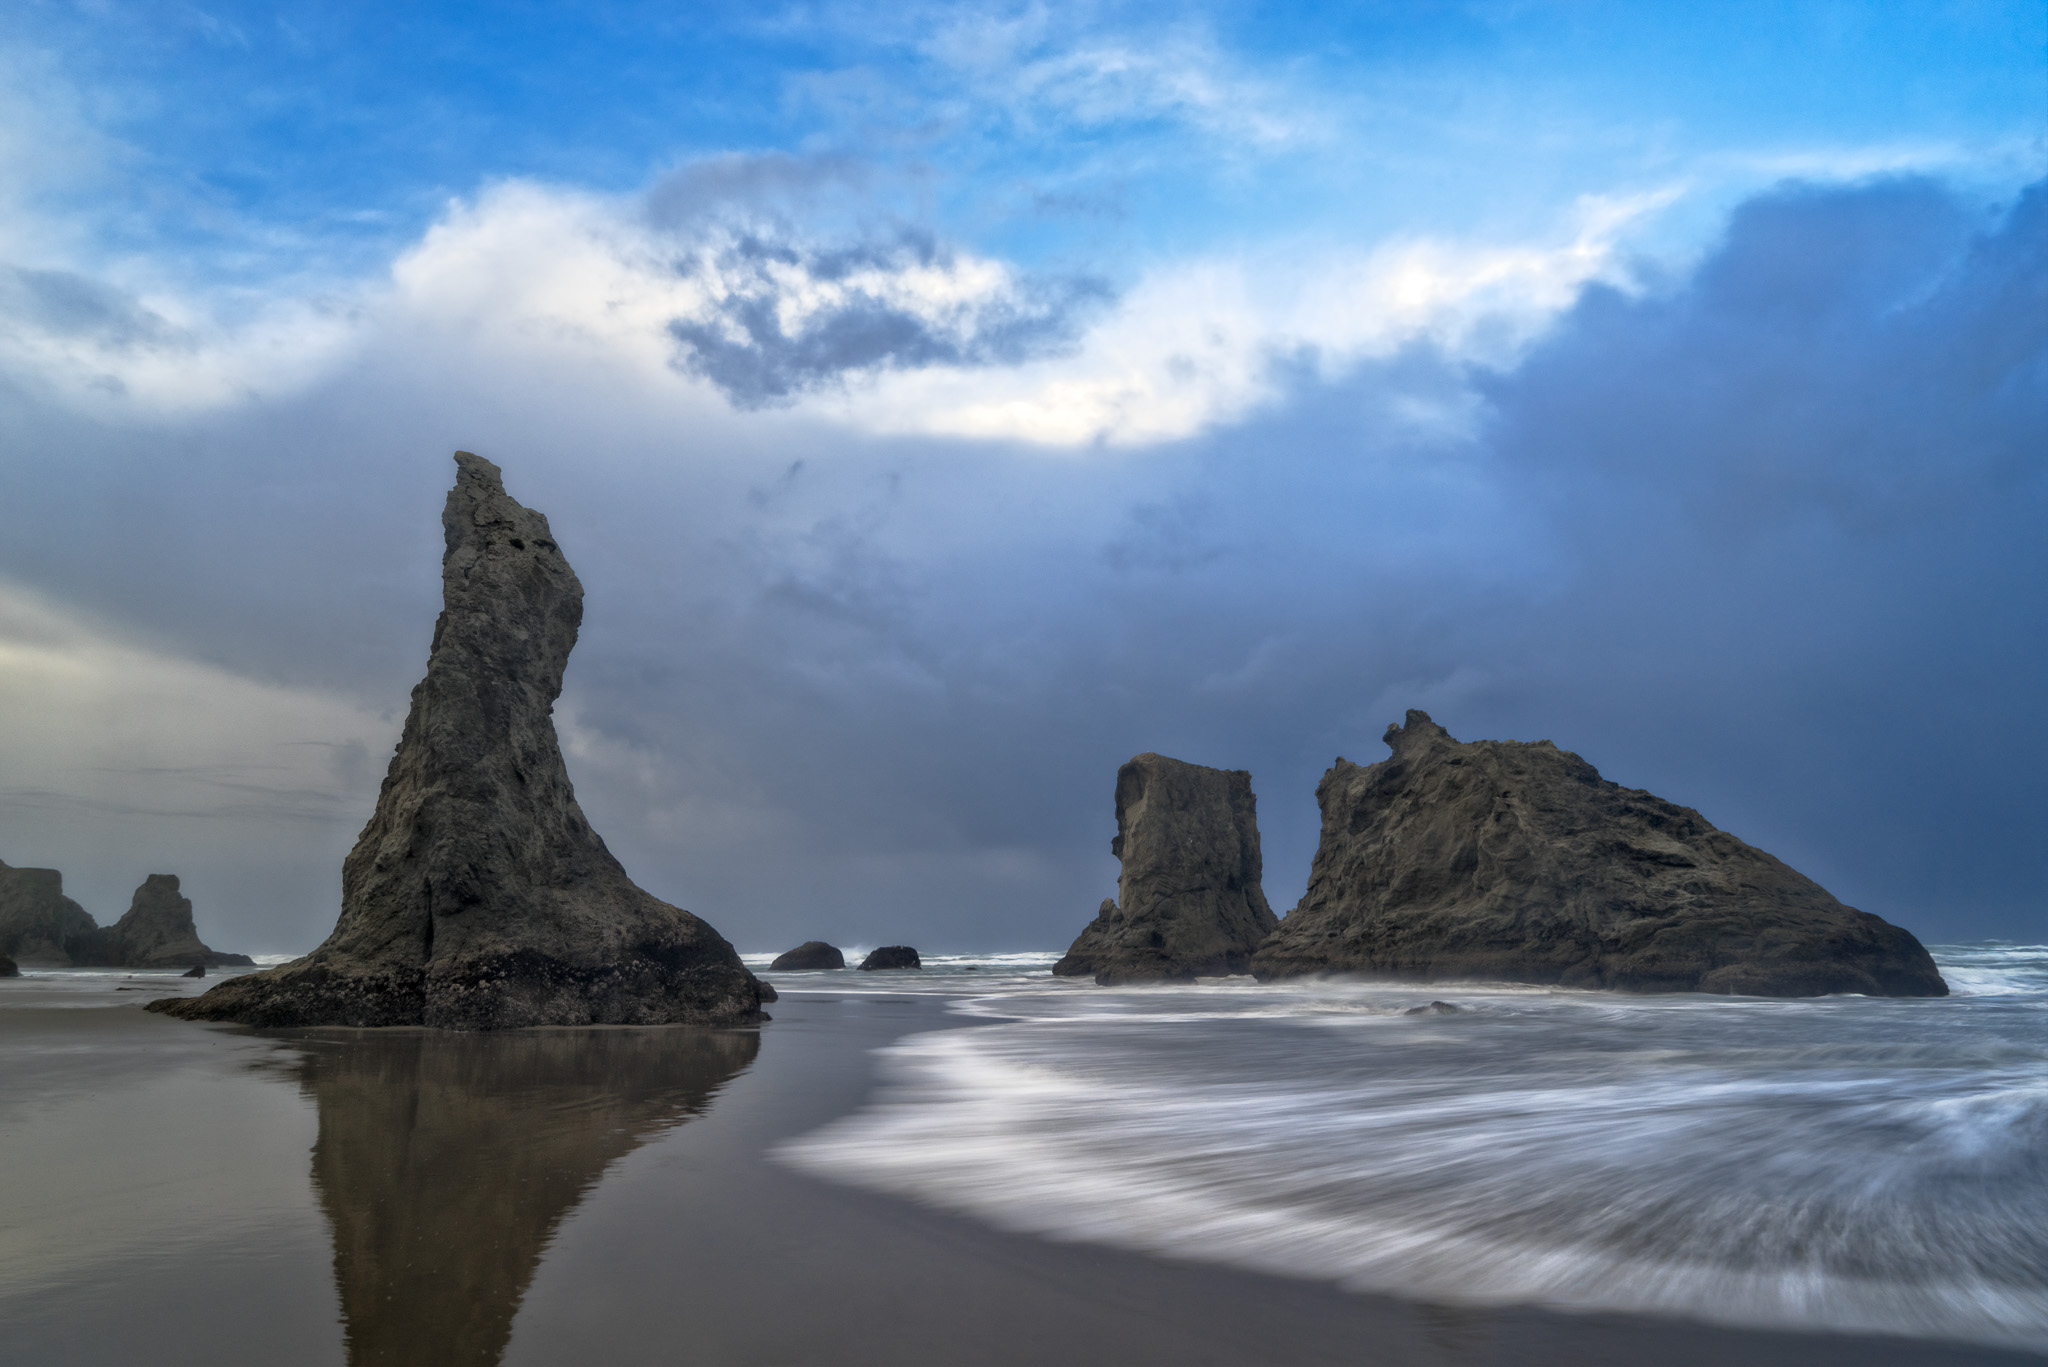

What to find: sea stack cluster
left=0, top=864, right=249, bottom=969
left=154, top=453, right=767, bottom=1029
left=1058, top=712, right=1945, bottom=998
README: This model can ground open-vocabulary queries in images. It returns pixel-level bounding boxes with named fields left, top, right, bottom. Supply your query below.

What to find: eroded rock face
left=1250, top=711, right=1948, bottom=998
left=0, top=862, right=98, bottom=966
left=770, top=941, right=845, bottom=971
left=1053, top=754, right=1278, bottom=985
left=858, top=946, right=920, bottom=970
left=152, top=452, right=766, bottom=1029
left=79, top=875, right=253, bottom=969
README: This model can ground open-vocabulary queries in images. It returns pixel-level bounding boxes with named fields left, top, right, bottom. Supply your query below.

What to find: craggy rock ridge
left=1, top=863, right=250, bottom=968
left=1251, top=711, right=1948, bottom=998
left=770, top=941, right=845, bottom=970
left=858, top=946, right=920, bottom=970
left=153, top=452, right=767, bottom=1029
left=0, top=861, right=98, bottom=966
left=78, top=875, right=253, bottom=969
left=1054, top=754, right=1278, bottom=985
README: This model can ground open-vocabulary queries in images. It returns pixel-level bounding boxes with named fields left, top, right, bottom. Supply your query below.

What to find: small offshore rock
left=1251, top=710, right=1948, bottom=998
left=859, top=946, right=921, bottom=970
left=1054, top=754, right=1277, bottom=985
left=1404, top=1000, right=1460, bottom=1015
left=183, top=964, right=207, bottom=979
left=0, top=952, right=18, bottom=977
left=770, top=941, right=845, bottom=971
left=755, top=980, right=778, bottom=1003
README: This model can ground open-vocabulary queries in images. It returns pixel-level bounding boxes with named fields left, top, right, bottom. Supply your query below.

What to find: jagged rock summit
left=1251, top=711, right=1947, bottom=997
left=1054, top=754, right=1278, bottom=985
left=153, top=452, right=767, bottom=1029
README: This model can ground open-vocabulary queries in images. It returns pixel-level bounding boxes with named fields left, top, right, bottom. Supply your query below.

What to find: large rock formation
left=77, top=875, right=253, bottom=969
left=0, top=861, right=99, bottom=966
left=153, top=452, right=767, bottom=1029
left=1251, top=711, right=1948, bottom=997
left=1053, top=754, right=1278, bottom=985
left=770, top=941, right=845, bottom=970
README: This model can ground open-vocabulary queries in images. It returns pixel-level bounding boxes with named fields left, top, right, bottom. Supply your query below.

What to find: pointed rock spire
left=155, top=452, right=766, bottom=1028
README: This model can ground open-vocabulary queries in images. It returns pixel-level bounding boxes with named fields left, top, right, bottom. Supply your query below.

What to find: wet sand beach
left=0, top=971, right=2040, bottom=1367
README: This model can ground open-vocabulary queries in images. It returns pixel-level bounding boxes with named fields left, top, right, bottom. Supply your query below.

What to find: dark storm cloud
left=665, top=229, right=1111, bottom=407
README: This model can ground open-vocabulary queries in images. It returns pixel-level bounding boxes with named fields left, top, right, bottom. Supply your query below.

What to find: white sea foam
left=778, top=944, right=2048, bottom=1347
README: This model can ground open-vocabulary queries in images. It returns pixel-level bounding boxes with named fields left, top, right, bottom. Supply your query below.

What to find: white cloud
left=0, top=173, right=1664, bottom=446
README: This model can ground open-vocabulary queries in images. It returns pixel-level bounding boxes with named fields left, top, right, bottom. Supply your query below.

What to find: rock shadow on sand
left=282, top=1026, right=758, bottom=1366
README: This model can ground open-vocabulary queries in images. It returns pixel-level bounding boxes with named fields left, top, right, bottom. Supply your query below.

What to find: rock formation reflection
left=289, top=1026, right=759, bottom=1366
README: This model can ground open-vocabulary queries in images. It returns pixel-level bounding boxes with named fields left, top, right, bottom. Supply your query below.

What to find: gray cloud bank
left=0, top=174, right=2042, bottom=953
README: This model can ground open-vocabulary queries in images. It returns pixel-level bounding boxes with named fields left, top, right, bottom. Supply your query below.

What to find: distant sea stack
left=153, top=452, right=767, bottom=1029
left=771, top=941, right=845, bottom=970
left=0, top=862, right=98, bottom=966
left=1054, top=754, right=1278, bottom=985
left=858, top=946, right=921, bottom=970
left=79, top=875, right=253, bottom=969
left=1250, top=711, right=1947, bottom=998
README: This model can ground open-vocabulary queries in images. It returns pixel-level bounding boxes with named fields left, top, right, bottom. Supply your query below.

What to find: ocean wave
left=778, top=943, right=2048, bottom=1347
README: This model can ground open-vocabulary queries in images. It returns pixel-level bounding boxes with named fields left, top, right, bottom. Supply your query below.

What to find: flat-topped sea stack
left=1251, top=711, right=1947, bottom=998
left=771, top=941, right=845, bottom=970
left=153, top=452, right=766, bottom=1029
left=0, top=862, right=98, bottom=966
left=79, top=875, right=253, bottom=969
left=1054, top=754, right=1278, bottom=985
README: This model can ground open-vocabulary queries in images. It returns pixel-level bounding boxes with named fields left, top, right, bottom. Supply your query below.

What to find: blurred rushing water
left=777, top=944, right=2048, bottom=1348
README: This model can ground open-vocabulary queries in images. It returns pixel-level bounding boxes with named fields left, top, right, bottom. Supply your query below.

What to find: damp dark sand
left=0, top=971, right=2038, bottom=1367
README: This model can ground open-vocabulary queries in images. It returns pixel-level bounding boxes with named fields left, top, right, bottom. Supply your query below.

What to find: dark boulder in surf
left=0, top=952, right=17, bottom=977
left=1251, top=711, right=1947, bottom=998
left=770, top=941, right=845, bottom=971
left=182, top=964, right=206, bottom=979
left=858, top=946, right=921, bottom=970
left=152, top=453, right=767, bottom=1029
left=1054, top=754, right=1278, bottom=985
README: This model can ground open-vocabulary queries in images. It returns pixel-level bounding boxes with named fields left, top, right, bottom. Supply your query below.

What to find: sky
left=0, top=0, right=2044, bottom=955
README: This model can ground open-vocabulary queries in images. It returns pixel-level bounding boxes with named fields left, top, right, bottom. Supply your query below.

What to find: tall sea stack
left=153, top=452, right=766, bottom=1028
left=1053, top=754, right=1278, bottom=985
left=0, top=861, right=98, bottom=966
left=1250, top=711, right=1947, bottom=997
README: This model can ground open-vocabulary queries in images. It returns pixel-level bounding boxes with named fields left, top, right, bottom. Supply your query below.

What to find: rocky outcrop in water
left=1, top=863, right=250, bottom=969
left=858, top=946, right=920, bottom=970
left=0, top=862, right=99, bottom=966
left=1250, top=711, right=1948, bottom=997
left=771, top=941, right=845, bottom=970
left=153, top=452, right=767, bottom=1029
left=78, top=875, right=253, bottom=969
left=0, top=953, right=17, bottom=977
left=1054, top=754, right=1278, bottom=985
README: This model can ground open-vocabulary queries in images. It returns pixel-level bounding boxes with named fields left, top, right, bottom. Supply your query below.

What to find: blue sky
left=0, top=1, right=2044, bottom=952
